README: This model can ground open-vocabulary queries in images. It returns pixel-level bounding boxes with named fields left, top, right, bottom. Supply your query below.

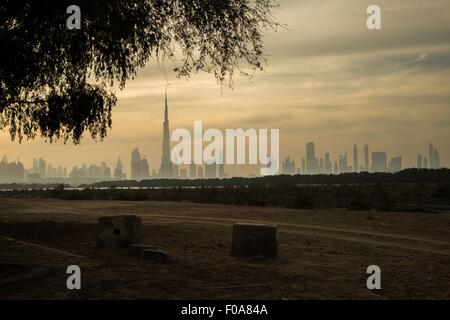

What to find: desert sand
left=1, top=198, right=449, bottom=299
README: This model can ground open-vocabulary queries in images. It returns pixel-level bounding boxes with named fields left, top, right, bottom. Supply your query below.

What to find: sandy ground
left=0, top=198, right=449, bottom=299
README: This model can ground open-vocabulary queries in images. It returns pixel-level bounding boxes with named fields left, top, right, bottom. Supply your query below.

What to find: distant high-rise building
left=32, top=158, right=39, bottom=174
left=388, top=156, right=402, bottom=173
left=140, top=159, right=150, bottom=180
left=218, top=151, right=225, bottom=178
left=160, top=90, right=174, bottom=179
left=282, top=157, right=296, bottom=175
left=113, top=158, right=126, bottom=180
left=429, top=143, right=434, bottom=169
left=197, top=166, right=204, bottom=179
left=0, top=156, right=25, bottom=183
left=371, top=152, right=387, bottom=173
left=301, top=157, right=306, bottom=174
left=423, top=157, right=428, bottom=169
left=324, top=153, right=332, bottom=174
left=218, top=163, right=225, bottom=178
left=100, top=162, right=111, bottom=180
left=306, top=142, right=316, bottom=174
left=179, top=169, right=188, bottom=179
left=417, top=154, right=423, bottom=169
left=38, top=158, right=46, bottom=178
left=339, top=154, right=350, bottom=173
left=333, top=161, right=339, bottom=175
left=172, top=154, right=179, bottom=178
left=131, top=148, right=150, bottom=180
left=204, top=160, right=217, bottom=179
left=190, top=161, right=197, bottom=179
left=364, top=142, right=369, bottom=172
left=353, top=144, right=358, bottom=173
left=47, top=163, right=54, bottom=178
left=47, top=163, right=61, bottom=178
left=434, top=149, right=440, bottom=169
left=131, top=148, right=141, bottom=180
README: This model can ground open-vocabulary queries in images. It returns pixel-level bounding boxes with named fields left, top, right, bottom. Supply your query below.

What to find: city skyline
left=0, top=90, right=447, bottom=181
left=0, top=89, right=447, bottom=183
left=0, top=111, right=446, bottom=183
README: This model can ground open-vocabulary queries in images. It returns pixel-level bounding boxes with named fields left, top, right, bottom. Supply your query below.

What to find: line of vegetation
left=1, top=181, right=449, bottom=213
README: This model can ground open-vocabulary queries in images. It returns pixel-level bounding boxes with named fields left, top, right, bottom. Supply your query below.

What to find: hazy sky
left=1, top=0, right=450, bottom=176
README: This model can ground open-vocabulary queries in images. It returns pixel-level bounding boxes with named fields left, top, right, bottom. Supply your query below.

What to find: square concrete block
left=231, top=223, right=278, bottom=257
left=128, top=244, right=159, bottom=257
left=97, top=215, right=142, bottom=248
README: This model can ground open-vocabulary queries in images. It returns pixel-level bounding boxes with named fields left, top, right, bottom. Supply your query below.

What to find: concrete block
left=231, top=223, right=278, bottom=257
left=128, top=244, right=159, bottom=257
left=97, top=215, right=142, bottom=248
left=141, top=249, right=169, bottom=261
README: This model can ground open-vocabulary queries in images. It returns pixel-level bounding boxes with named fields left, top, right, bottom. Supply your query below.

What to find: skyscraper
left=218, top=150, right=225, bottom=178
left=205, top=159, right=217, bottom=179
left=113, top=158, right=126, bottom=180
left=429, top=143, right=434, bottom=169
left=324, top=152, right=332, bottom=174
left=339, top=154, right=350, bottom=173
left=160, top=90, right=173, bottom=178
left=131, top=148, right=141, bottom=180
left=282, top=157, right=296, bottom=175
left=197, top=166, right=204, bottom=179
left=306, top=142, right=315, bottom=174
left=131, top=148, right=150, bottom=180
left=38, top=158, right=46, bottom=178
left=32, top=158, right=39, bottom=174
left=371, top=152, right=387, bottom=173
left=301, top=157, right=306, bottom=174
left=190, top=161, right=197, bottom=179
left=353, top=144, right=358, bottom=173
left=434, top=149, right=440, bottom=169
left=333, top=161, right=338, bottom=175
left=417, top=154, right=423, bottom=169
left=218, top=163, right=225, bottom=178
left=364, top=142, right=369, bottom=172
left=388, top=156, right=402, bottom=173
left=0, top=158, right=25, bottom=183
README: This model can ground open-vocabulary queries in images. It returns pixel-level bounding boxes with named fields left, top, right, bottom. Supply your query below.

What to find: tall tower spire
left=364, top=141, right=369, bottom=172
left=164, top=88, right=168, bottom=122
left=160, top=89, right=173, bottom=178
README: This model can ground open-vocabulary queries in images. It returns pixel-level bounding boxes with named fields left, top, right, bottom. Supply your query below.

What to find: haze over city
left=1, top=0, right=449, bottom=178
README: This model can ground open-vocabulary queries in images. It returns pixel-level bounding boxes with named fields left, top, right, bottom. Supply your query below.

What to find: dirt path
left=138, top=214, right=450, bottom=256
left=6, top=199, right=450, bottom=257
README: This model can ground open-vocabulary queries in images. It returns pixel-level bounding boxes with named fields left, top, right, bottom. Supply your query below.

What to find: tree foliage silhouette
left=0, top=0, right=279, bottom=143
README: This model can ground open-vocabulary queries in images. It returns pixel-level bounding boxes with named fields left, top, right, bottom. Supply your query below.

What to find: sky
left=1, top=0, right=450, bottom=177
